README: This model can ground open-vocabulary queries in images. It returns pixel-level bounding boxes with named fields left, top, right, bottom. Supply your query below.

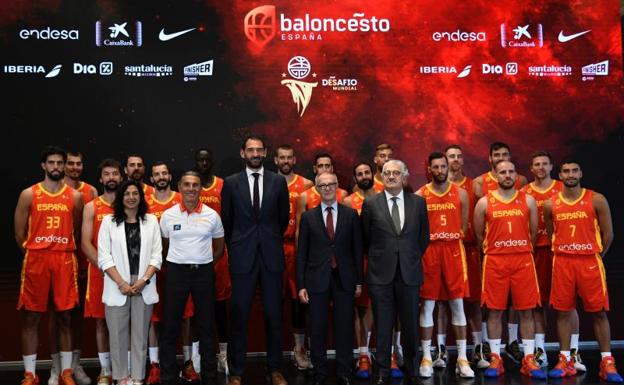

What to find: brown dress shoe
left=269, top=371, right=288, bottom=385
left=228, top=375, right=242, bottom=385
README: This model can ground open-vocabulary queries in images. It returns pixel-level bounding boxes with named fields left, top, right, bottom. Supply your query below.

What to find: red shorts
left=151, top=266, right=195, bottom=322
left=421, top=240, right=468, bottom=301
left=84, top=263, right=105, bottom=318
left=481, top=252, right=540, bottom=310
left=464, top=243, right=481, bottom=302
left=355, top=256, right=371, bottom=307
left=283, top=240, right=298, bottom=299
left=534, top=246, right=553, bottom=303
left=215, top=250, right=231, bottom=301
left=18, top=250, right=78, bottom=312
left=550, top=253, right=609, bottom=312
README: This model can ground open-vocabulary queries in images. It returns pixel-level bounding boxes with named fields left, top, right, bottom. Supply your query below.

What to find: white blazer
left=98, top=213, right=162, bottom=306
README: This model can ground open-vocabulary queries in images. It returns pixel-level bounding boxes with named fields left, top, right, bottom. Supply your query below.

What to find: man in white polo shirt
left=159, top=171, right=225, bottom=385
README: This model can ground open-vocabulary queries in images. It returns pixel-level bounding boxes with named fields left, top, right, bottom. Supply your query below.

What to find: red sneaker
left=21, top=372, right=39, bottom=385
left=600, top=356, right=624, bottom=383
left=548, top=353, right=577, bottom=378
left=146, top=362, right=161, bottom=385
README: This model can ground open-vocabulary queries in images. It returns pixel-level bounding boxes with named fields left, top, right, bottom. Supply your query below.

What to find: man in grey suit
left=361, top=159, right=430, bottom=385
left=221, top=135, right=290, bottom=385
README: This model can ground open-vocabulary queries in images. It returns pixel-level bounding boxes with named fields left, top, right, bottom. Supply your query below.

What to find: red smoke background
left=218, top=0, right=623, bottom=182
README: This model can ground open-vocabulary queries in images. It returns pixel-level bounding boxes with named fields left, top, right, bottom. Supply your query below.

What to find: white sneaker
left=432, top=345, right=447, bottom=368
left=48, top=369, right=59, bottom=385
left=132, top=379, right=144, bottom=385
left=192, top=353, right=201, bottom=373
left=419, top=358, right=433, bottom=378
left=394, top=345, right=404, bottom=367
left=455, top=359, right=475, bottom=378
left=73, top=365, right=92, bottom=385
left=293, top=347, right=312, bottom=370
left=217, top=352, right=229, bottom=375
left=571, top=348, right=587, bottom=372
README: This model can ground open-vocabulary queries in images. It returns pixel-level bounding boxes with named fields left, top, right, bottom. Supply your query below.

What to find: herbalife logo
left=183, top=60, right=213, bottom=82
left=581, top=60, right=608, bottom=81
left=95, top=21, right=143, bottom=47
left=281, top=56, right=318, bottom=117
left=124, top=64, right=172, bottom=77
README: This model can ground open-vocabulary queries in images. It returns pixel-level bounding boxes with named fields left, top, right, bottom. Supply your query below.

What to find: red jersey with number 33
left=551, top=189, right=602, bottom=255
left=419, top=183, right=463, bottom=242
left=24, top=183, right=76, bottom=252
left=484, top=191, right=531, bottom=254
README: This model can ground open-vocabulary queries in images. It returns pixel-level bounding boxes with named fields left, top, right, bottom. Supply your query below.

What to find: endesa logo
left=35, top=235, right=69, bottom=244
left=19, top=27, right=79, bottom=40
left=500, top=23, right=543, bottom=48
left=430, top=232, right=462, bottom=241
left=244, top=5, right=390, bottom=48
left=432, top=29, right=486, bottom=42
left=557, top=243, right=595, bottom=252
left=494, top=239, right=528, bottom=248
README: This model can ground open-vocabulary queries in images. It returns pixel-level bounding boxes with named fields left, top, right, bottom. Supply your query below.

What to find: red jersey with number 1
left=484, top=191, right=532, bottom=255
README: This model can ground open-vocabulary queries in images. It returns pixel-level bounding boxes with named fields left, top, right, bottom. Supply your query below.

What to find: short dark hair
left=530, top=150, right=553, bottom=164
left=113, top=179, right=147, bottom=225
left=125, top=154, right=145, bottom=166
left=559, top=159, right=581, bottom=172
left=428, top=151, right=447, bottom=166
left=97, top=158, right=123, bottom=179
left=151, top=161, right=169, bottom=172
left=375, top=143, right=392, bottom=153
left=490, top=142, right=510, bottom=155
left=276, top=144, right=294, bottom=153
left=241, top=134, right=265, bottom=150
left=40, top=145, right=66, bottom=163
left=194, top=148, right=212, bottom=159
left=66, top=151, right=83, bottom=160
left=352, top=162, right=373, bottom=176
left=444, top=144, right=462, bottom=153
left=314, top=152, right=333, bottom=165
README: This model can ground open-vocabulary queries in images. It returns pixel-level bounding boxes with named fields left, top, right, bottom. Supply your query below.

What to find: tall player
left=474, top=160, right=545, bottom=379
left=15, top=146, right=84, bottom=385
left=372, top=144, right=393, bottom=193
left=125, top=154, right=155, bottom=197
left=274, top=145, right=314, bottom=370
left=81, top=159, right=123, bottom=385
left=544, top=160, right=622, bottom=382
left=196, top=148, right=231, bottom=375
left=473, top=142, right=527, bottom=364
left=343, top=163, right=377, bottom=379
left=45, top=151, right=98, bottom=385
left=415, top=152, right=473, bottom=378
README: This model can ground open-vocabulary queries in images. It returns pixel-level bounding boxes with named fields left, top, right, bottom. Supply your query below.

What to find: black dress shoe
left=407, top=376, right=422, bottom=385
left=337, top=375, right=352, bottom=385
left=373, top=375, right=388, bottom=385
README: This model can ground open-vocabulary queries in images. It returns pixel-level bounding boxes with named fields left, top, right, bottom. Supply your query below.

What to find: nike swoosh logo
left=159, top=28, right=196, bottom=41
left=558, top=30, right=591, bottom=43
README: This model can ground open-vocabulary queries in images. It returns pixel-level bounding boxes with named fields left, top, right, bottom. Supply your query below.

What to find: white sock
left=183, top=346, right=192, bottom=361
left=535, top=333, right=545, bottom=352
left=457, top=339, right=467, bottom=360
left=508, top=323, right=519, bottom=343
left=421, top=340, right=432, bottom=360
left=561, top=350, right=571, bottom=359
left=393, top=331, right=401, bottom=349
left=98, top=352, right=111, bottom=369
left=523, top=339, right=535, bottom=357
left=50, top=353, right=60, bottom=371
left=489, top=339, right=501, bottom=356
left=601, top=352, right=612, bottom=359
left=437, top=334, right=447, bottom=348
left=149, top=347, right=159, bottom=364
left=192, top=341, right=200, bottom=357
left=482, top=322, right=489, bottom=341
left=472, top=331, right=482, bottom=345
left=127, top=351, right=131, bottom=371
left=294, top=333, right=305, bottom=349
left=570, top=334, right=580, bottom=351
left=359, top=346, right=368, bottom=356
left=23, top=354, right=36, bottom=375
left=71, top=350, right=81, bottom=368
left=60, top=351, right=72, bottom=371
left=366, top=331, right=372, bottom=348
left=219, top=343, right=227, bottom=355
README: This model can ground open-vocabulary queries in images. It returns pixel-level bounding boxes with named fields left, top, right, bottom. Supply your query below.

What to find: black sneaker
left=472, top=344, right=490, bottom=369
left=504, top=340, right=523, bottom=365
left=432, top=345, right=447, bottom=368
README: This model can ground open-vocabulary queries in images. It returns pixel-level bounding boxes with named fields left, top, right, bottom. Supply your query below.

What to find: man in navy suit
left=361, top=159, right=429, bottom=385
left=297, top=172, right=363, bottom=385
left=221, top=135, right=290, bottom=385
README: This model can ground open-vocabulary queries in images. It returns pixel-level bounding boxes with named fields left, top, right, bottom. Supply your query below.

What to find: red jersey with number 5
left=418, top=183, right=463, bottom=242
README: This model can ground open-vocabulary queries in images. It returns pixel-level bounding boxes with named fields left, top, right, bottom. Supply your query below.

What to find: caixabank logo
left=244, top=5, right=391, bottom=49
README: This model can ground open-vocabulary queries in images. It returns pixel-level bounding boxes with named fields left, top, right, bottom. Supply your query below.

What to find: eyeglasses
left=383, top=170, right=402, bottom=177
left=317, top=182, right=338, bottom=190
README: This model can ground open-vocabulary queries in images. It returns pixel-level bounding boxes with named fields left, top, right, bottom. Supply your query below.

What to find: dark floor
left=0, top=349, right=620, bottom=385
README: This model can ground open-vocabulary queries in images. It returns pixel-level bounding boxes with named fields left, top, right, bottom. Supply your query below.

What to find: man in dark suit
left=297, top=172, right=363, bottom=385
left=221, top=135, right=290, bottom=385
left=361, top=159, right=430, bottom=385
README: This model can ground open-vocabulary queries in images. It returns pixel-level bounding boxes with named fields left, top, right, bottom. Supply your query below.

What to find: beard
left=357, top=178, right=373, bottom=190
left=498, top=180, right=515, bottom=190
left=246, top=156, right=264, bottom=169
left=154, top=180, right=170, bottom=191
left=433, top=173, right=448, bottom=183
left=104, top=181, right=119, bottom=193
left=130, top=171, right=143, bottom=181
left=563, top=178, right=579, bottom=188
left=278, top=163, right=292, bottom=175
left=46, top=170, right=64, bottom=181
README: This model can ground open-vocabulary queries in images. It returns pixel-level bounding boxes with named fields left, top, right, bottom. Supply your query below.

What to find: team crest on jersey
left=173, top=224, right=181, bottom=231
left=489, top=197, right=496, bottom=203
left=35, top=189, right=42, bottom=197
left=423, top=189, right=430, bottom=196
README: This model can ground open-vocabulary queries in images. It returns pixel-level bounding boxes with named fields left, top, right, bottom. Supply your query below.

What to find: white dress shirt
left=384, top=190, right=405, bottom=230
left=246, top=166, right=264, bottom=208
left=320, top=201, right=338, bottom=230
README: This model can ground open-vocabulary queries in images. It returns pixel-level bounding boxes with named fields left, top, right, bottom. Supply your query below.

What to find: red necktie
left=326, top=207, right=337, bottom=268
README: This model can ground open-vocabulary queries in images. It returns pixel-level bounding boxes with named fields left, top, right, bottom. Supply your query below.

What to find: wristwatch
left=141, top=276, right=151, bottom=285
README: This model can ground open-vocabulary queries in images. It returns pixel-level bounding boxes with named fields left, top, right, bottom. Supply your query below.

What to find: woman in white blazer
left=98, top=179, right=162, bottom=385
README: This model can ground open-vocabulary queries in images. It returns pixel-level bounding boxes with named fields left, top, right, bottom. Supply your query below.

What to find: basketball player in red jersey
left=520, top=151, right=568, bottom=369
left=473, top=142, right=527, bottom=364
left=273, top=145, right=315, bottom=371
left=125, top=154, right=154, bottom=197
left=474, top=160, right=545, bottom=379
left=15, top=146, right=84, bottom=385
left=543, top=160, right=622, bottom=382
left=416, top=152, right=473, bottom=378
left=195, top=148, right=231, bottom=376
left=81, top=158, right=123, bottom=385
left=373, top=144, right=393, bottom=193
left=343, top=163, right=377, bottom=378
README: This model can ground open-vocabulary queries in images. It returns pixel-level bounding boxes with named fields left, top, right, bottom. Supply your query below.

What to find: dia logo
left=73, top=62, right=113, bottom=75
left=481, top=62, right=517, bottom=75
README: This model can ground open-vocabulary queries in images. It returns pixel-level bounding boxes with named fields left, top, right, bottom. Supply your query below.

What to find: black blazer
left=296, top=203, right=363, bottom=294
left=361, top=191, right=429, bottom=286
left=221, top=169, right=290, bottom=274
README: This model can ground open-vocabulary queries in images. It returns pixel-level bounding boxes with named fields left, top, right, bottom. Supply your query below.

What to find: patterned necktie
left=326, top=206, right=337, bottom=268
left=391, top=196, right=401, bottom=233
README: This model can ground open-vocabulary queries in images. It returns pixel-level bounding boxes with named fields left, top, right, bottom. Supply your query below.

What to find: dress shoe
left=227, top=375, right=242, bottom=385
left=337, top=375, right=352, bottom=385
left=269, top=371, right=288, bottom=385
left=372, top=375, right=388, bottom=385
